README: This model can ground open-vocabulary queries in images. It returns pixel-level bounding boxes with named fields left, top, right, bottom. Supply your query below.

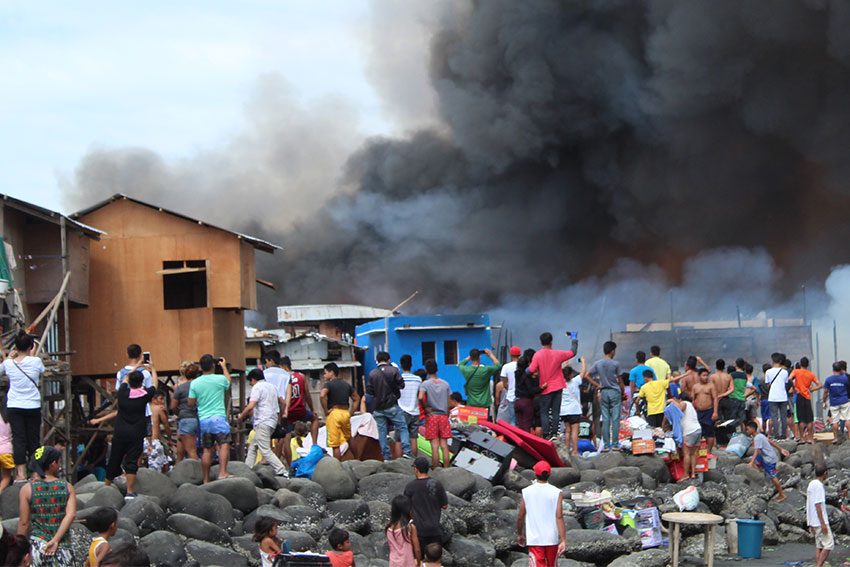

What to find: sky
left=0, top=1, right=400, bottom=213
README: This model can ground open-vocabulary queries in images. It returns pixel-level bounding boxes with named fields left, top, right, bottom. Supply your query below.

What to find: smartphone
left=565, top=331, right=578, bottom=340
left=143, top=351, right=151, bottom=364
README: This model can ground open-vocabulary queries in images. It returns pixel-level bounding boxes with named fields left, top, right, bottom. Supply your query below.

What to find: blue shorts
left=177, top=418, right=199, bottom=436
left=199, top=416, right=232, bottom=449
left=756, top=453, right=778, bottom=478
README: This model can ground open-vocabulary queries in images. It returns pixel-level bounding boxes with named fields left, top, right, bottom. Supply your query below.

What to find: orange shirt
left=792, top=368, right=819, bottom=400
left=326, top=550, right=354, bottom=567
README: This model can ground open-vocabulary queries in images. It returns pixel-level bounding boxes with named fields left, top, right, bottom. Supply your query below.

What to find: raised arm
left=484, top=349, right=500, bottom=366
left=219, top=358, right=232, bottom=382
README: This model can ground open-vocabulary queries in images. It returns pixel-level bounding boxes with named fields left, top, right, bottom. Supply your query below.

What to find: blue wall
left=356, top=314, right=494, bottom=395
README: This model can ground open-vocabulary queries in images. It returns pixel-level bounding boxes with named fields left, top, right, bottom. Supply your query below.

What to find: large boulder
left=287, top=478, right=328, bottom=508
left=358, top=473, right=411, bottom=504
left=602, top=467, right=642, bottom=487
left=168, top=483, right=234, bottom=529
left=346, top=460, right=382, bottom=481
left=75, top=481, right=105, bottom=495
left=118, top=496, right=166, bottom=536
left=592, top=452, right=626, bottom=471
left=117, top=517, right=139, bottom=536
left=549, top=468, right=582, bottom=489
left=279, top=530, right=318, bottom=552
left=201, top=477, right=259, bottom=514
left=445, top=535, right=496, bottom=565
left=167, top=513, right=231, bottom=544
left=563, top=529, right=640, bottom=564
left=327, top=499, right=371, bottom=535
left=108, top=527, right=136, bottom=550
left=274, top=488, right=309, bottom=508
left=432, top=468, right=477, bottom=499
left=87, top=485, right=125, bottom=510
left=132, top=468, right=177, bottom=504
left=624, top=455, right=671, bottom=484
left=283, top=505, right=325, bottom=540
left=0, top=483, right=22, bottom=520
left=210, top=461, right=262, bottom=487
left=185, top=540, right=248, bottom=567
left=243, top=505, right=295, bottom=534
left=312, top=457, right=356, bottom=500
left=139, top=530, right=188, bottom=567
left=368, top=501, right=392, bottom=533
left=502, top=470, right=532, bottom=491
left=168, top=458, right=203, bottom=485
left=608, top=548, right=671, bottom=567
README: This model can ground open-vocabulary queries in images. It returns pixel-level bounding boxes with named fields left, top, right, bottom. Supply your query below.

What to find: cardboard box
left=814, top=432, right=835, bottom=444
left=632, top=439, right=655, bottom=455
left=455, top=405, right=489, bottom=424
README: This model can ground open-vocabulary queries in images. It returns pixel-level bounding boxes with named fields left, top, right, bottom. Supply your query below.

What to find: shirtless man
left=711, top=359, right=735, bottom=424
left=692, top=368, right=719, bottom=453
left=678, top=356, right=700, bottom=399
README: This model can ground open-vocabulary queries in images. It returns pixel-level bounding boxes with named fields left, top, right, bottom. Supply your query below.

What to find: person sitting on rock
left=254, top=516, right=282, bottom=567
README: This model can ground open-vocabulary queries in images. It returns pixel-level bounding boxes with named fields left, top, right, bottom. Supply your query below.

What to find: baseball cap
left=509, top=346, right=521, bottom=356
left=413, top=456, right=430, bottom=473
left=532, top=460, right=551, bottom=477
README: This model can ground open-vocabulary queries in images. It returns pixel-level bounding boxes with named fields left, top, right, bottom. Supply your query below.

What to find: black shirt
left=403, top=477, right=448, bottom=537
left=515, top=369, right=542, bottom=399
left=325, top=379, right=354, bottom=408
left=366, top=364, right=404, bottom=410
left=115, top=383, right=155, bottom=438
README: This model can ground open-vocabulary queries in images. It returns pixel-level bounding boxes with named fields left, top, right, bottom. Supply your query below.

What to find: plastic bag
left=726, top=432, right=752, bottom=458
left=672, top=486, right=699, bottom=512
left=628, top=416, right=649, bottom=430
left=291, top=445, right=326, bottom=478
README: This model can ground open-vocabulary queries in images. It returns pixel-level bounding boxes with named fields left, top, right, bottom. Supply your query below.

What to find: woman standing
left=170, top=362, right=200, bottom=461
left=90, top=371, right=155, bottom=498
left=18, top=445, right=77, bottom=566
left=514, top=350, right=540, bottom=432
left=2, top=333, right=45, bottom=481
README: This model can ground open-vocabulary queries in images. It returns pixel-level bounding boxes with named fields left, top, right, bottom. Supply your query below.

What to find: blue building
left=355, top=313, right=495, bottom=395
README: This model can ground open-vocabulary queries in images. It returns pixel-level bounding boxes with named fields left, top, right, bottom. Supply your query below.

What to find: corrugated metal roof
left=72, top=194, right=280, bottom=253
left=0, top=194, right=103, bottom=239
left=277, top=304, right=393, bottom=323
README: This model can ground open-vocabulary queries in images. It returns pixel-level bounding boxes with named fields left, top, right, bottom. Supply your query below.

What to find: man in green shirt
left=458, top=348, right=502, bottom=414
left=189, top=354, right=233, bottom=483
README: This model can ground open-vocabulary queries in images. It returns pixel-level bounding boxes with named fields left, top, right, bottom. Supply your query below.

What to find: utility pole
left=802, top=284, right=807, bottom=324
left=835, top=320, right=839, bottom=362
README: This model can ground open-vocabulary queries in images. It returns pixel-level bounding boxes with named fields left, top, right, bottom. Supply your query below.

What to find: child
left=145, top=390, right=172, bottom=473
left=0, top=398, right=13, bottom=493
left=326, top=527, right=355, bottom=567
left=745, top=420, right=790, bottom=502
left=254, top=517, right=282, bottom=567
left=289, top=421, right=309, bottom=463
left=386, top=495, right=420, bottom=567
left=99, top=542, right=151, bottom=567
left=2, top=534, right=31, bottom=567
left=807, top=463, right=832, bottom=567
left=422, top=542, right=443, bottom=567
left=560, top=358, right=586, bottom=455
left=85, top=506, right=118, bottom=567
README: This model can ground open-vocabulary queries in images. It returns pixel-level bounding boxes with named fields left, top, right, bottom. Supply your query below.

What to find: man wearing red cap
left=497, top=346, right=522, bottom=424
left=517, top=461, right=566, bottom=566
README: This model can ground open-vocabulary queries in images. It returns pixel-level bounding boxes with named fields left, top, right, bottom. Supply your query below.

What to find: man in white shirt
left=498, top=346, right=521, bottom=425
left=238, top=369, right=287, bottom=477
left=765, top=353, right=790, bottom=439
left=517, top=461, right=566, bottom=566
left=263, top=351, right=291, bottom=457
left=115, top=344, right=156, bottom=432
left=807, top=463, right=832, bottom=567
left=398, top=354, right=422, bottom=457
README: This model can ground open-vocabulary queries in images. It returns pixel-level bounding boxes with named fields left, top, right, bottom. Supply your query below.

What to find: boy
left=744, top=420, right=790, bottom=502
left=325, top=527, right=354, bottom=567
left=422, top=542, right=443, bottom=567
left=807, top=463, right=832, bottom=567
left=320, top=362, right=360, bottom=460
left=639, top=369, right=682, bottom=428
left=85, top=506, right=118, bottom=567
left=146, top=390, right=171, bottom=473
left=419, top=359, right=452, bottom=469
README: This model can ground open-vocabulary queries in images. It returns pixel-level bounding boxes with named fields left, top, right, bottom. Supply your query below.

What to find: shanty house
left=277, top=304, right=394, bottom=342
left=69, top=194, right=280, bottom=378
left=356, top=313, right=494, bottom=394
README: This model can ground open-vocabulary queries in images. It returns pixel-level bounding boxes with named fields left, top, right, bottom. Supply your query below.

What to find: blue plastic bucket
left=736, top=519, right=765, bottom=559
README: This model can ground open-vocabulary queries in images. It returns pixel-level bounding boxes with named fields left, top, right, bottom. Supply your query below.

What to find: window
left=421, top=341, right=436, bottom=364
left=443, top=340, right=458, bottom=365
left=162, top=260, right=208, bottom=310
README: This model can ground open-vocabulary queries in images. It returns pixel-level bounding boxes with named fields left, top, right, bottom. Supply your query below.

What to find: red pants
left=528, top=545, right=558, bottom=566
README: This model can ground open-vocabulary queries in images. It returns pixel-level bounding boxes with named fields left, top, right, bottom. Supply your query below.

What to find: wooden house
left=69, top=194, right=280, bottom=378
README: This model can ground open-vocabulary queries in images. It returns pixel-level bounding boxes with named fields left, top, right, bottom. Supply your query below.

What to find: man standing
left=238, top=369, right=287, bottom=477
left=791, top=357, right=820, bottom=443
left=458, top=348, right=502, bottom=417
left=116, top=344, right=157, bottom=435
left=728, top=358, right=749, bottom=430
left=420, top=360, right=452, bottom=469
left=765, top=353, right=790, bottom=439
left=529, top=332, right=578, bottom=440
left=585, top=341, right=621, bottom=451
left=822, top=362, right=849, bottom=439
left=398, top=354, right=422, bottom=457
left=498, top=346, right=521, bottom=425
left=263, top=351, right=290, bottom=459
left=629, top=351, right=655, bottom=392
left=404, top=456, right=448, bottom=553
left=692, top=368, right=719, bottom=453
left=366, top=352, right=411, bottom=460
left=282, top=359, right=320, bottom=453
left=646, top=346, right=671, bottom=383
left=712, top=360, right=735, bottom=424
left=516, top=461, right=566, bottom=567
left=807, top=463, right=833, bottom=567
left=189, top=354, right=233, bottom=483
left=320, top=362, right=361, bottom=459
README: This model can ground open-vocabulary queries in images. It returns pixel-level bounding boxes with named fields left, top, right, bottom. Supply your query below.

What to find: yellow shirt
left=639, top=379, right=670, bottom=416
left=88, top=536, right=107, bottom=566
left=290, top=436, right=306, bottom=462
left=646, top=357, right=671, bottom=382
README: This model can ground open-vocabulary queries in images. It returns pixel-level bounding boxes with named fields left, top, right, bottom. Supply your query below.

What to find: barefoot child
left=326, top=527, right=354, bottom=567
left=254, top=517, right=282, bottom=567
left=745, top=420, right=790, bottom=502
left=85, top=506, right=118, bottom=567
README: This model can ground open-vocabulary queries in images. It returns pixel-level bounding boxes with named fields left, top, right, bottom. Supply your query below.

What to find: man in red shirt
left=791, top=356, right=820, bottom=444
left=529, top=332, right=578, bottom=439
left=283, top=367, right=319, bottom=463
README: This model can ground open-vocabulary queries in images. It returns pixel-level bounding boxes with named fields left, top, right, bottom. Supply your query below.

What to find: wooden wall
left=70, top=198, right=256, bottom=376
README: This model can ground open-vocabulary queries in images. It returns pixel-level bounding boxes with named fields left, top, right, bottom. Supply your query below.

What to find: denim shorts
left=199, top=416, right=232, bottom=449
left=177, top=418, right=199, bottom=436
